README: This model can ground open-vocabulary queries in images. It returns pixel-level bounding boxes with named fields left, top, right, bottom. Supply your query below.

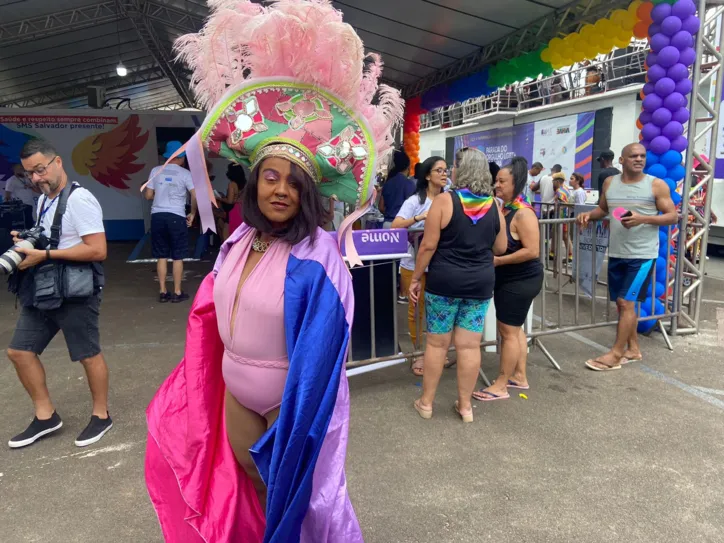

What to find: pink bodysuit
left=214, top=229, right=292, bottom=416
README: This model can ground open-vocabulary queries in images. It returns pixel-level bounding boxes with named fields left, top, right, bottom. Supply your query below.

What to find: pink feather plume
left=174, top=0, right=402, bottom=171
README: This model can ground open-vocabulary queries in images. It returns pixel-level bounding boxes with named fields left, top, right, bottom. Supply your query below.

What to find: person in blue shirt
left=380, top=150, right=415, bottom=227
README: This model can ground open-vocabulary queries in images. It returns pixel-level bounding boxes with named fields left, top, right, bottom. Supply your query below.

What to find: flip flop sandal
left=410, top=357, right=424, bottom=376
left=506, top=380, right=530, bottom=390
left=413, top=399, right=432, bottom=419
left=620, top=355, right=643, bottom=365
left=585, top=359, right=621, bottom=371
left=444, top=358, right=456, bottom=369
left=472, top=390, right=510, bottom=402
left=454, top=401, right=473, bottom=423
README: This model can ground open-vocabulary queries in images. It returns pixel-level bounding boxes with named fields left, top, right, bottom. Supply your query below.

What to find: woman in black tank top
left=473, top=157, right=544, bottom=402
left=408, top=148, right=507, bottom=423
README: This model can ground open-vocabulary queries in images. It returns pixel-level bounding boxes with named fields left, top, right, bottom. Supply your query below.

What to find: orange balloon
left=640, top=90, right=646, bottom=99
left=633, top=21, right=649, bottom=39
left=639, top=132, right=644, bottom=141
left=636, top=119, right=643, bottom=129
left=636, top=1, right=653, bottom=20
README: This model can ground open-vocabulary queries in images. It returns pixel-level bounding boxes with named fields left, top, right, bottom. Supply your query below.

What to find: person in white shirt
left=525, top=162, right=544, bottom=202
left=530, top=163, right=561, bottom=217
left=7, top=138, right=112, bottom=449
left=391, top=155, right=447, bottom=376
left=570, top=172, right=587, bottom=205
left=4, top=164, right=39, bottom=227
left=144, top=141, right=197, bottom=303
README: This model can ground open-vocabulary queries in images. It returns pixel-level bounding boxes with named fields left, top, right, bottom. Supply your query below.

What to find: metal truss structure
left=117, top=0, right=194, bottom=108
left=403, top=0, right=633, bottom=98
left=2, top=64, right=167, bottom=108
left=0, top=0, right=203, bottom=109
left=673, top=1, right=724, bottom=334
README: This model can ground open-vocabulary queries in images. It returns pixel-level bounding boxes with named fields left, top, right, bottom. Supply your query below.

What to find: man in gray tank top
left=576, top=143, right=678, bottom=371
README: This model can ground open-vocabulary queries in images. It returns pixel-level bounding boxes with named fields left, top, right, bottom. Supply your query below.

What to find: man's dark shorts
left=9, top=295, right=102, bottom=362
left=608, top=257, right=655, bottom=303
left=151, top=212, right=188, bottom=260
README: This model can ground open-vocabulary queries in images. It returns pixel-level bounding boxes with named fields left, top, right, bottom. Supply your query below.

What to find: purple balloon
left=651, top=2, right=672, bottom=23
left=650, top=33, right=671, bottom=53
left=642, top=123, right=662, bottom=141
left=679, top=47, right=696, bottom=67
left=663, top=121, right=684, bottom=139
left=657, top=46, right=681, bottom=68
left=672, top=0, right=696, bottom=19
left=647, top=52, right=659, bottom=67
left=667, top=63, right=689, bottom=82
left=641, top=139, right=651, bottom=150
left=643, top=93, right=664, bottom=112
left=672, top=108, right=690, bottom=124
left=639, top=110, right=653, bottom=125
left=681, top=15, right=701, bottom=35
left=655, top=77, right=676, bottom=97
left=675, top=78, right=693, bottom=95
left=671, top=135, right=688, bottom=152
left=665, top=92, right=686, bottom=111
left=643, top=82, right=655, bottom=96
left=650, top=135, right=672, bottom=155
left=661, top=16, right=683, bottom=37
left=671, top=30, right=694, bottom=50
left=648, top=64, right=668, bottom=83
left=649, top=23, right=662, bottom=37
left=652, top=107, right=673, bottom=127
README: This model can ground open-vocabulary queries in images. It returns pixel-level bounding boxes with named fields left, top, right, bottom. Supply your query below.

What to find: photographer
left=6, top=138, right=112, bottom=449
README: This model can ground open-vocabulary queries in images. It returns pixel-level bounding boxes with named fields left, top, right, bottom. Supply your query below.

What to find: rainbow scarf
left=504, top=193, right=533, bottom=211
left=456, top=188, right=494, bottom=224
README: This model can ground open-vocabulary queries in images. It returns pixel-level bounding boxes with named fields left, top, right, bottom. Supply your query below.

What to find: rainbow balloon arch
left=402, top=0, right=705, bottom=334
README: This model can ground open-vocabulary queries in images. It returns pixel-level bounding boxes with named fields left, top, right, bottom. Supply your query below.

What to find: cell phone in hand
left=621, top=211, right=632, bottom=218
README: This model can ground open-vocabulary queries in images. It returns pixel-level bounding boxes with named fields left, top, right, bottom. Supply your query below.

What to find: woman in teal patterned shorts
left=408, top=147, right=507, bottom=422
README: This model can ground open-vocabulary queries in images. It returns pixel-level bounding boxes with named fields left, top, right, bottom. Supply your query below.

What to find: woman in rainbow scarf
left=409, top=147, right=507, bottom=422
left=473, top=157, right=544, bottom=401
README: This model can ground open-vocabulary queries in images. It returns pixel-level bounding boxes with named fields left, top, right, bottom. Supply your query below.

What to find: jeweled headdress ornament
left=162, top=0, right=403, bottom=243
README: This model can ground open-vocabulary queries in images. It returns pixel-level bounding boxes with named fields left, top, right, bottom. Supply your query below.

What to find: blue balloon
left=646, top=151, right=660, bottom=166
left=647, top=163, right=668, bottom=178
left=655, top=257, right=667, bottom=283
left=647, top=281, right=666, bottom=299
left=658, top=229, right=670, bottom=248
left=663, top=177, right=677, bottom=192
left=637, top=303, right=657, bottom=333
left=667, top=164, right=685, bottom=181
left=660, top=149, right=683, bottom=169
left=671, top=191, right=682, bottom=206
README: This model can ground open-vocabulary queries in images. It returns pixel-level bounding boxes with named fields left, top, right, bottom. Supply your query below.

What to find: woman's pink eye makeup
left=263, top=170, right=279, bottom=181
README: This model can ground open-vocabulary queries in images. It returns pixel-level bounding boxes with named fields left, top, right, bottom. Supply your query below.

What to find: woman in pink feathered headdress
left=144, top=1, right=402, bottom=542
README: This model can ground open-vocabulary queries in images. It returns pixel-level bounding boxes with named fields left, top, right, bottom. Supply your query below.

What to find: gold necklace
left=252, top=234, right=272, bottom=253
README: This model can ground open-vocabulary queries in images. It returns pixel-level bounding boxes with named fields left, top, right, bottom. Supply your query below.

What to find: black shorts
left=608, top=257, right=654, bottom=302
left=9, top=295, right=102, bottom=362
left=151, top=212, right=188, bottom=260
left=494, top=272, right=544, bottom=327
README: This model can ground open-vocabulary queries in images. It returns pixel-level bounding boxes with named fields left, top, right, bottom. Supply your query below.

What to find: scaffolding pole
left=674, top=2, right=724, bottom=334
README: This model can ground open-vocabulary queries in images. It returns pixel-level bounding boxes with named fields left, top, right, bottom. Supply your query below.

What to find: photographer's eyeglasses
left=432, top=168, right=450, bottom=175
left=23, top=156, right=57, bottom=178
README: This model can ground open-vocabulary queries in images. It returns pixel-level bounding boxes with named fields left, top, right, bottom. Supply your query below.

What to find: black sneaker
left=75, top=413, right=113, bottom=447
left=8, top=412, right=63, bottom=449
left=171, top=291, right=190, bottom=303
left=397, top=296, right=409, bottom=304
left=159, top=292, right=170, bottom=303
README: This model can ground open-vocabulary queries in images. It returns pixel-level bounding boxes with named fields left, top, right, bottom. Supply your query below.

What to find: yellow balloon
left=610, top=9, right=629, bottom=26
left=549, top=37, right=565, bottom=52
left=628, top=0, right=643, bottom=15
left=614, top=36, right=631, bottom=49
left=621, top=13, right=636, bottom=32
left=579, top=24, right=595, bottom=41
left=540, top=48, right=553, bottom=63
left=618, top=27, right=632, bottom=42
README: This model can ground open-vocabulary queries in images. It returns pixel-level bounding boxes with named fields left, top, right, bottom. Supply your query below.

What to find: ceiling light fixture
left=116, top=63, right=128, bottom=77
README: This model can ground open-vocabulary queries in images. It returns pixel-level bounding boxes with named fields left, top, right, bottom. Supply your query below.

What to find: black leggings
left=494, top=272, right=544, bottom=327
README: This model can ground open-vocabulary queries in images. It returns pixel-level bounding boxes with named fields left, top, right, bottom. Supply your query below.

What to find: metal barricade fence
left=346, top=214, right=678, bottom=377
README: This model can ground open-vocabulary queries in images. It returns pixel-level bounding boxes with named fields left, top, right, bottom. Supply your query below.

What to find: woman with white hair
left=409, top=147, right=507, bottom=423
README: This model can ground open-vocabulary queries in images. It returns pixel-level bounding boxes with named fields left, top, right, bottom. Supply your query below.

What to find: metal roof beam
left=0, top=64, right=165, bottom=108
left=118, top=0, right=194, bottom=108
left=0, top=1, right=205, bottom=47
left=403, top=0, right=632, bottom=98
